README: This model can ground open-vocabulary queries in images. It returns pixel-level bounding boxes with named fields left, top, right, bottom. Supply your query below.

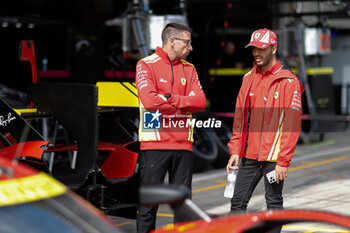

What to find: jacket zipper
left=170, top=61, right=175, bottom=86
left=169, top=58, right=175, bottom=95
left=256, top=77, right=287, bottom=161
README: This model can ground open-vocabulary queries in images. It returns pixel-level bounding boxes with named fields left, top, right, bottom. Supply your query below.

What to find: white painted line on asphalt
left=293, top=145, right=350, bottom=162
left=192, top=171, right=226, bottom=183
left=192, top=145, right=350, bottom=184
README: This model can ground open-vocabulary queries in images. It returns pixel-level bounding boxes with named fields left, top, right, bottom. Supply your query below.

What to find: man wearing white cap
left=226, top=28, right=305, bottom=219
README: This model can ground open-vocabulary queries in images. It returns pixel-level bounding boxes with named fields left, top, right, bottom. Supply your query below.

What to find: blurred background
left=1, top=0, right=350, bottom=135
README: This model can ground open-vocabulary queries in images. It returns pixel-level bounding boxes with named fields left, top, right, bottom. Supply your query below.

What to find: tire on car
left=192, top=127, right=218, bottom=173
left=211, top=121, right=232, bottom=168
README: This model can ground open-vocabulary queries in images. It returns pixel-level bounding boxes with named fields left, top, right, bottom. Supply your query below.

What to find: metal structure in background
left=130, top=0, right=149, bottom=58
left=203, top=1, right=350, bottom=142
left=293, top=21, right=317, bottom=115
left=273, top=1, right=350, bottom=139
left=117, top=0, right=187, bottom=58
left=279, top=2, right=343, bottom=140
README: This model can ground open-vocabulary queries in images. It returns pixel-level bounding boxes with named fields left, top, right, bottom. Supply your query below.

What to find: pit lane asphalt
left=110, top=130, right=350, bottom=233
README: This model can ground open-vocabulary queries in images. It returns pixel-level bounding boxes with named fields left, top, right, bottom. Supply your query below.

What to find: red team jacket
left=136, top=47, right=206, bottom=151
left=228, top=61, right=305, bottom=167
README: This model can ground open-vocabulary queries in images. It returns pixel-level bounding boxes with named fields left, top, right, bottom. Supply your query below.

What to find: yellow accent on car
left=0, top=172, right=67, bottom=206
left=291, top=67, right=334, bottom=75
left=208, top=68, right=252, bottom=76
left=13, top=108, right=38, bottom=115
left=177, top=222, right=196, bottom=231
left=209, top=67, right=333, bottom=76
left=97, top=82, right=138, bottom=108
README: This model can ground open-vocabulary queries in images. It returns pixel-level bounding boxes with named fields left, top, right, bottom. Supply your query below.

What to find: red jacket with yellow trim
left=136, top=47, right=206, bottom=151
left=227, top=61, right=305, bottom=167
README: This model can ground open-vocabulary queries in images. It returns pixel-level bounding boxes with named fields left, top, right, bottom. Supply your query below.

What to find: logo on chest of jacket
left=274, top=91, right=279, bottom=99
left=181, top=78, right=186, bottom=86
left=160, top=78, right=167, bottom=83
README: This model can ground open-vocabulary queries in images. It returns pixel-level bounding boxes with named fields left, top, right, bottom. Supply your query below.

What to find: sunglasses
left=173, top=37, right=192, bottom=47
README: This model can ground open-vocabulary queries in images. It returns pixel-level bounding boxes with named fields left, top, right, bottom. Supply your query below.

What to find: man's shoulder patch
left=142, top=54, right=161, bottom=63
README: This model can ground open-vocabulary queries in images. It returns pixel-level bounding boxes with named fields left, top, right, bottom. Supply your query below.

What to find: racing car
left=140, top=184, right=350, bottom=233
left=0, top=155, right=122, bottom=233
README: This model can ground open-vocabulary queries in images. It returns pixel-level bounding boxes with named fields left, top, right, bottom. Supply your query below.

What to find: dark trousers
left=231, top=157, right=284, bottom=212
left=137, top=150, right=193, bottom=233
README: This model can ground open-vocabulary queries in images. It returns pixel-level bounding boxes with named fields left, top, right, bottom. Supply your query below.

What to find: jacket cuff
left=277, top=160, right=290, bottom=167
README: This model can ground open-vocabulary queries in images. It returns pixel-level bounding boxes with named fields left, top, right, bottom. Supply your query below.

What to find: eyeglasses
left=173, top=37, right=192, bottom=47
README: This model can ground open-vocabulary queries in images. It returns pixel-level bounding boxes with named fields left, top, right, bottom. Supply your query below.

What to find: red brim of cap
left=245, top=41, right=271, bottom=49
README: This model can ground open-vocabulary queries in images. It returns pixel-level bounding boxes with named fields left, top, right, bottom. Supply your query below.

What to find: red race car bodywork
left=153, top=209, right=350, bottom=233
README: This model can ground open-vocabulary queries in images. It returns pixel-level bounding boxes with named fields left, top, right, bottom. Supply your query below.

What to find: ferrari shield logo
left=181, top=78, right=186, bottom=86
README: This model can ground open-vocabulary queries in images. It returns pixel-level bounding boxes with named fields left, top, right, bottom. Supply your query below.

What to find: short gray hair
left=161, top=23, right=192, bottom=45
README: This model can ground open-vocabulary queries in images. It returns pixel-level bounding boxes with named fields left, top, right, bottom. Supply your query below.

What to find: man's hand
left=226, top=154, right=239, bottom=174
left=275, top=164, right=288, bottom=184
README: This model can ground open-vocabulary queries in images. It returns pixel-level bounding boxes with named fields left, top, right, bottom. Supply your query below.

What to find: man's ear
left=272, top=45, right=277, bottom=55
left=169, top=37, right=175, bottom=48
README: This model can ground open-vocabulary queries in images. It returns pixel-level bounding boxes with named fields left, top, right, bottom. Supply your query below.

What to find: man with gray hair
left=136, top=23, right=206, bottom=233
